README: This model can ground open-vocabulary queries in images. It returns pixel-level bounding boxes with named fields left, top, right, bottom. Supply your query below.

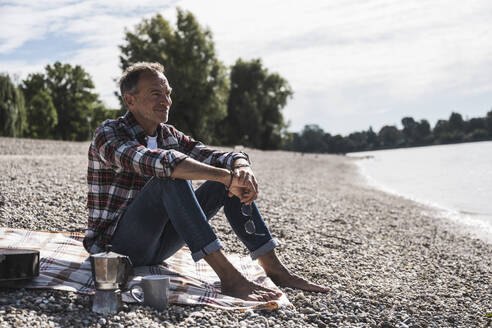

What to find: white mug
left=130, top=275, right=170, bottom=311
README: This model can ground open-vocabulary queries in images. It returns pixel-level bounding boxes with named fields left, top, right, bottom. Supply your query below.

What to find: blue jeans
left=110, top=178, right=278, bottom=266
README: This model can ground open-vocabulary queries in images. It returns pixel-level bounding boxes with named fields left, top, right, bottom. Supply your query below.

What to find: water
left=348, top=141, right=492, bottom=242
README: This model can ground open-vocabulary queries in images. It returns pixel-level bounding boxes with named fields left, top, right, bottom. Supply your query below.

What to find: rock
left=295, top=292, right=306, bottom=301
left=301, top=307, right=316, bottom=314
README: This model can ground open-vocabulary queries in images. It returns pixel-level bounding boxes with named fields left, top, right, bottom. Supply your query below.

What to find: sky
left=1, top=0, right=491, bottom=135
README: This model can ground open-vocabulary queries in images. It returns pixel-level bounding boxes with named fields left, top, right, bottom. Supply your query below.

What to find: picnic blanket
left=0, top=228, right=292, bottom=310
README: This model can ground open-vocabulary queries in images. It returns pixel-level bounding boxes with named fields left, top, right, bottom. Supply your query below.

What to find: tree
left=328, top=134, right=350, bottom=154
left=415, top=119, right=432, bottom=144
left=366, top=127, right=379, bottom=149
left=119, top=10, right=229, bottom=144
left=347, top=131, right=368, bottom=151
left=433, top=119, right=449, bottom=139
left=45, top=62, right=99, bottom=140
left=378, top=125, right=401, bottom=148
left=448, top=112, right=464, bottom=131
left=466, top=117, right=485, bottom=133
left=21, top=63, right=107, bottom=140
left=401, top=116, right=417, bottom=145
left=21, top=73, right=57, bottom=138
left=486, top=110, right=492, bottom=136
left=222, top=58, right=292, bottom=149
left=299, top=124, right=326, bottom=153
left=25, top=89, right=57, bottom=138
left=0, top=74, right=26, bottom=137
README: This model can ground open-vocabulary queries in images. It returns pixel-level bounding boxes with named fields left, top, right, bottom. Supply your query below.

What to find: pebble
left=0, top=138, right=490, bottom=328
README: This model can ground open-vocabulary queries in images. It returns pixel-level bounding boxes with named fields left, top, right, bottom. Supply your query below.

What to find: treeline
left=283, top=111, right=492, bottom=154
left=2, top=9, right=491, bottom=154
left=1, top=63, right=114, bottom=141
left=0, top=9, right=291, bottom=149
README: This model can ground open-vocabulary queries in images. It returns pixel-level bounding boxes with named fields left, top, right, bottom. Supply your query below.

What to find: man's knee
left=207, top=180, right=227, bottom=192
left=154, top=177, right=192, bottom=191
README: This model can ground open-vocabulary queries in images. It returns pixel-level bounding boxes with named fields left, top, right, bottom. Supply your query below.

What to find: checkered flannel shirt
left=84, top=111, right=249, bottom=253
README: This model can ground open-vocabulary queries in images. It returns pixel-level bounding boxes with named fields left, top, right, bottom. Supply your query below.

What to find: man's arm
left=170, top=126, right=257, bottom=203
left=171, top=157, right=258, bottom=203
left=170, top=125, right=249, bottom=169
left=94, top=124, right=188, bottom=178
left=171, top=157, right=231, bottom=184
left=230, top=158, right=258, bottom=204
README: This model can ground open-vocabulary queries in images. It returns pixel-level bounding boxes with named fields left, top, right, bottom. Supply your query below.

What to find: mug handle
left=130, top=284, right=144, bottom=303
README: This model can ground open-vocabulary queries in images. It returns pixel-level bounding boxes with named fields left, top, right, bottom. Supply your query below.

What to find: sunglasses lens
left=244, top=219, right=256, bottom=234
left=241, top=204, right=252, bottom=217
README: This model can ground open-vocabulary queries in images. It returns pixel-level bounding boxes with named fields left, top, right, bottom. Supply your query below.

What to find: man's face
left=125, top=71, right=172, bottom=127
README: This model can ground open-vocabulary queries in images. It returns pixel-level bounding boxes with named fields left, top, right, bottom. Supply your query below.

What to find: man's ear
left=123, top=93, right=135, bottom=108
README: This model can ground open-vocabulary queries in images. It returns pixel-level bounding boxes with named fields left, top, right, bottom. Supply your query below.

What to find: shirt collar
left=122, top=110, right=163, bottom=145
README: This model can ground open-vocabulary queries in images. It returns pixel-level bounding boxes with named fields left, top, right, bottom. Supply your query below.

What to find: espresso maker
left=90, top=245, right=133, bottom=314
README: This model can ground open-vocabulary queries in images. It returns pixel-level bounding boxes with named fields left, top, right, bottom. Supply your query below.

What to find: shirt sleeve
left=169, top=126, right=250, bottom=169
left=92, top=124, right=188, bottom=177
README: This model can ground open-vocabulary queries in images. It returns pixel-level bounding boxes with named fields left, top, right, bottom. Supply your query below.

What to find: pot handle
left=130, top=284, right=144, bottom=303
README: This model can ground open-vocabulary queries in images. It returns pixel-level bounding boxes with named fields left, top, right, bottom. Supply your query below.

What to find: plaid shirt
left=84, top=111, right=249, bottom=253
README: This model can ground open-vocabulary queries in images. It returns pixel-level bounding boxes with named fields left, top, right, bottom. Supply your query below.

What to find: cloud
left=0, top=0, right=176, bottom=107
left=1, top=0, right=492, bottom=134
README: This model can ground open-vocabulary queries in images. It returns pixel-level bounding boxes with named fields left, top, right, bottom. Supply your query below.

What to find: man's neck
left=131, top=111, right=158, bottom=136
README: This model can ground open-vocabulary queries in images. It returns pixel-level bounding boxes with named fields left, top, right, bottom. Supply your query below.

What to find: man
left=85, top=62, right=328, bottom=301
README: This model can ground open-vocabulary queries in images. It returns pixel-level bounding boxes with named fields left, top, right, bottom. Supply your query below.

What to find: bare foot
left=268, top=270, right=331, bottom=293
left=258, top=250, right=330, bottom=293
left=221, top=275, right=282, bottom=302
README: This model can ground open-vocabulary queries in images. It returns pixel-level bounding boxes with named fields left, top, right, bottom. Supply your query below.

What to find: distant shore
left=0, top=137, right=490, bottom=327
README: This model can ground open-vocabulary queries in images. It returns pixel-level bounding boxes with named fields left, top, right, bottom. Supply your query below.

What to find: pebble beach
left=0, top=137, right=490, bottom=328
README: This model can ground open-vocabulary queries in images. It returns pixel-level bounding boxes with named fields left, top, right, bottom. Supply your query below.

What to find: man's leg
left=110, top=178, right=280, bottom=300
left=223, top=193, right=279, bottom=260
left=222, top=192, right=330, bottom=292
left=111, top=178, right=225, bottom=265
left=257, top=250, right=331, bottom=292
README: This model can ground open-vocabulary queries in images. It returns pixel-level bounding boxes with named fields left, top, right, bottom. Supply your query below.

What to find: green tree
left=222, top=58, right=292, bottom=149
left=328, top=134, right=350, bottom=154
left=415, top=119, right=432, bottom=144
left=45, top=62, right=99, bottom=140
left=0, top=74, right=26, bottom=137
left=448, top=112, right=464, bottom=131
left=25, top=89, right=57, bottom=138
left=21, top=73, right=46, bottom=104
left=466, top=117, right=486, bottom=133
left=366, top=127, right=379, bottom=149
left=347, top=131, right=368, bottom=151
left=299, top=124, right=326, bottom=153
left=91, top=103, right=118, bottom=127
left=21, top=63, right=107, bottom=140
left=401, top=116, right=417, bottom=145
left=119, top=10, right=229, bottom=144
left=486, top=110, right=492, bottom=136
left=378, top=125, right=401, bottom=148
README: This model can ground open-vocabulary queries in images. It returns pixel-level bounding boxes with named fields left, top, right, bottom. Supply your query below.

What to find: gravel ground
left=0, top=137, right=490, bottom=328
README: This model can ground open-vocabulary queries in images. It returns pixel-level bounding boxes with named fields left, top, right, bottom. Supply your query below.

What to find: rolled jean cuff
left=191, top=239, right=223, bottom=262
left=250, top=238, right=279, bottom=260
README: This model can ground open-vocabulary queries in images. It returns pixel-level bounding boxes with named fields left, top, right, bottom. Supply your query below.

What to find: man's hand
left=227, top=166, right=259, bottom=205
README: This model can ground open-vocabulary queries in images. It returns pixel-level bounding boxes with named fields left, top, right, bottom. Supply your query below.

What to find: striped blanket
left=0, top=228, right=291, bottom=310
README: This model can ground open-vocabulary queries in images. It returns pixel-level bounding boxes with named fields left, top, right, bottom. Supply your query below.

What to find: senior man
left=84, top=62, right=328, bottom=301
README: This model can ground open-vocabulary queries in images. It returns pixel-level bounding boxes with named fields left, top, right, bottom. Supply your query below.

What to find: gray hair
left=119, top=62, right=165, bottom=103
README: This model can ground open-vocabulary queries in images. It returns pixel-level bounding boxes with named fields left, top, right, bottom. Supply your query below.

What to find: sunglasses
left=241, top=204, right=265, bottom=236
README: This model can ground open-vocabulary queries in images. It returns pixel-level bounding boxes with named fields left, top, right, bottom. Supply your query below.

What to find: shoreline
left=0, top=137, right=490, bottom=327
left=352, top=157, right=492, bottom=245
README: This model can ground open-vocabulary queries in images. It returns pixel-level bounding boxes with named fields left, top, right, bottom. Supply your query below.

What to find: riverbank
left=0, top=137, right=490, bottom=327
